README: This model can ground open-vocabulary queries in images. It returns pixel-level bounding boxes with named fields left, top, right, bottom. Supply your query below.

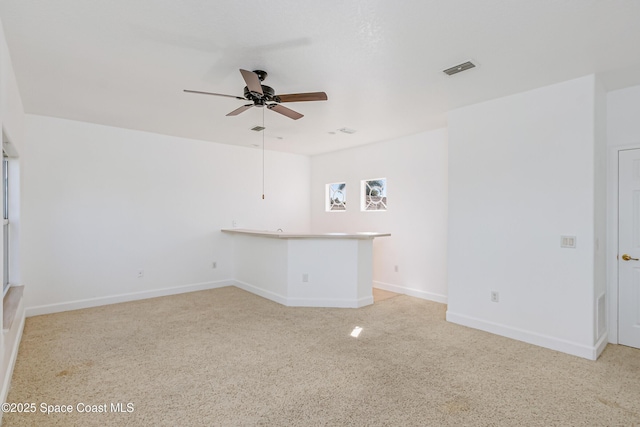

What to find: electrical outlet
left=394, top=265, right=399, bottom=273
left=212, top=261, right=217, bottom=269
left=491, top=291, right=499, bottom=303
left=232, top=220, right=238, bottom=228
left=302, top=273, right=309, bottom=283
left=137, top=269, right=144, bottom=278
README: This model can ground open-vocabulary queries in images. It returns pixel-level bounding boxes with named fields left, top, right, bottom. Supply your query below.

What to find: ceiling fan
left=184, top=69, right=328, bottom=120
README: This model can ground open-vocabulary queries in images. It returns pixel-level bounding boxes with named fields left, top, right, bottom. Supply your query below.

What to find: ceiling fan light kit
left=184, top=69, right=328, bottom=120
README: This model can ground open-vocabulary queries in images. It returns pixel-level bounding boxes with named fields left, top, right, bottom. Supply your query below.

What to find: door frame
left=607, top=143, right=640, bottom=344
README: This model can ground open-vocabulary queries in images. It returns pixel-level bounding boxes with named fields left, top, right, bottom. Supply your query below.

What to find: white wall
left=447, top=75, right=603, bottom=359
left=0, top=12, right=25, bottom=289
left=607, top=85, right=640, bottom=148
left=310, top=129, right=448, bottom=302
left=22, top=115, right=311, bottom=313
left=0, top=29, right=25, bottom=155
left=0, top=14, right=26, bottom=407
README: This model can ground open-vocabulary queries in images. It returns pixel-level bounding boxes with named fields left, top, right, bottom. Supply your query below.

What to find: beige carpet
left=4, top=286, right=640, bottom=426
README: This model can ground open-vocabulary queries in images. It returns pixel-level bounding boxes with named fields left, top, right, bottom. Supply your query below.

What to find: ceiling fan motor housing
left=244, top=85, right=276, bottom=104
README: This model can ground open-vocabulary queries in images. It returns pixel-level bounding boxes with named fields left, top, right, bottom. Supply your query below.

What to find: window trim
left=2, top=152, right=9, bottom=296
left=361, top=177, right=388, bottom=212
left=326, top=182, right=347, bottom=212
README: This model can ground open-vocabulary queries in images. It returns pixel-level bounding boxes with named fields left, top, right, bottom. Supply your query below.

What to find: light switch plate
left=560, top=236, right=576, bottom=248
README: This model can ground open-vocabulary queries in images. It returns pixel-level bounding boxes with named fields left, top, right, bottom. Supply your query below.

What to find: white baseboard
left=373, top=281, right=448, bottom=304
left=446, top=310, right=600, bottom=360
left=287, top=295, right=373, bottom=308
left=25, top=277, right=373, bottom=318
left=25, top=280, right=234, bottom=317
left=233, top=280, right=288, bottom=306
left=595, top=332, right=609, bottom=359
left=1, top=299, right=25, bottom=408
left=233, top=280, right=370, bottom=308
left=357, top=296, right=374, bottom=308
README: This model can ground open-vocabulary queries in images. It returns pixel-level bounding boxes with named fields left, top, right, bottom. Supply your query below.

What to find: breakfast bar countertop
left=221, top=228, right=391, bottom=239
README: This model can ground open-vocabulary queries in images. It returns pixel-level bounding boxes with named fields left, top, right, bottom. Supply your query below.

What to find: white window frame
left=2, top=152, right=9, bottom=297
left=326, top=182, right=347, bottom=212
left=361, top=178, right=387, bottom=212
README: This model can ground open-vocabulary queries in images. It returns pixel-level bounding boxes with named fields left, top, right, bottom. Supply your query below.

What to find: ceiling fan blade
left=239, top=69, right=263, bottom=96
left=267, top=104, right=303, bottom=120
left=276, top=92, right=328, bottom=103
left=226, top=104, right=254, bottom=116
left=184, top=89, right=245, bottom=100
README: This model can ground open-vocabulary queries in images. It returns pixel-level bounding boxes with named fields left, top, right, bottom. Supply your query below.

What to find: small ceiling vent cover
left=251, top=125, right=266, bottom=132
left=443, top=61, right=476, bottom=76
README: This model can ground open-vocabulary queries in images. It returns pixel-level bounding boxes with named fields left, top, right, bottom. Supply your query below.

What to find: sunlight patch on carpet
left=350, top=326, right=363, bottom=338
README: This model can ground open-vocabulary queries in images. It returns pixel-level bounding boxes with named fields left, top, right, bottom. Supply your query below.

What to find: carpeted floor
left=3, top=286, right=640, bottom=426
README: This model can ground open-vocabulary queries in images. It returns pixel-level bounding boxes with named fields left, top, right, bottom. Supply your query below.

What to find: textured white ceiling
left=1, top=0, right=639, bottom=155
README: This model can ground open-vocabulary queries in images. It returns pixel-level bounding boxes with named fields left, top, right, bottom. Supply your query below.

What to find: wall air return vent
left=443, top=61, right=476, bottom=76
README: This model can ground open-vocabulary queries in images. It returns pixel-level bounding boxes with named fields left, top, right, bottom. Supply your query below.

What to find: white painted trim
left=607, top=145, right=621, bottom=344
left=373, top=281, right=448, bottom=304
left=595, top=332, right=609, bottom=359
left=446, top=310, right=600, bottom=360
left=356, top=296, right=374, bottom=307
left=1, top=299, right=25, bottom=407
left=287, top=295, right=373, bottom=308
left=232, top=280, right=288, bottom=306
left=606, top=143, right=640, bottom=345
left=25, top=277, right=374, bottom=319
left=25, top=280, right=233, bottom=317
left=233, top=280, right=371, bottom=308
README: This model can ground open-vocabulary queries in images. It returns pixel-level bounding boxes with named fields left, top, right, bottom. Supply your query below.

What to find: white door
left=619, top=149, right=640, bottom=349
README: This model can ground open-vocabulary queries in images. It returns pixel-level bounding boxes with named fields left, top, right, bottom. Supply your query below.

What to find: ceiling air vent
left=443, top=61, right=476, bottom=76
left=251, top=125, right=266, bottom=132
